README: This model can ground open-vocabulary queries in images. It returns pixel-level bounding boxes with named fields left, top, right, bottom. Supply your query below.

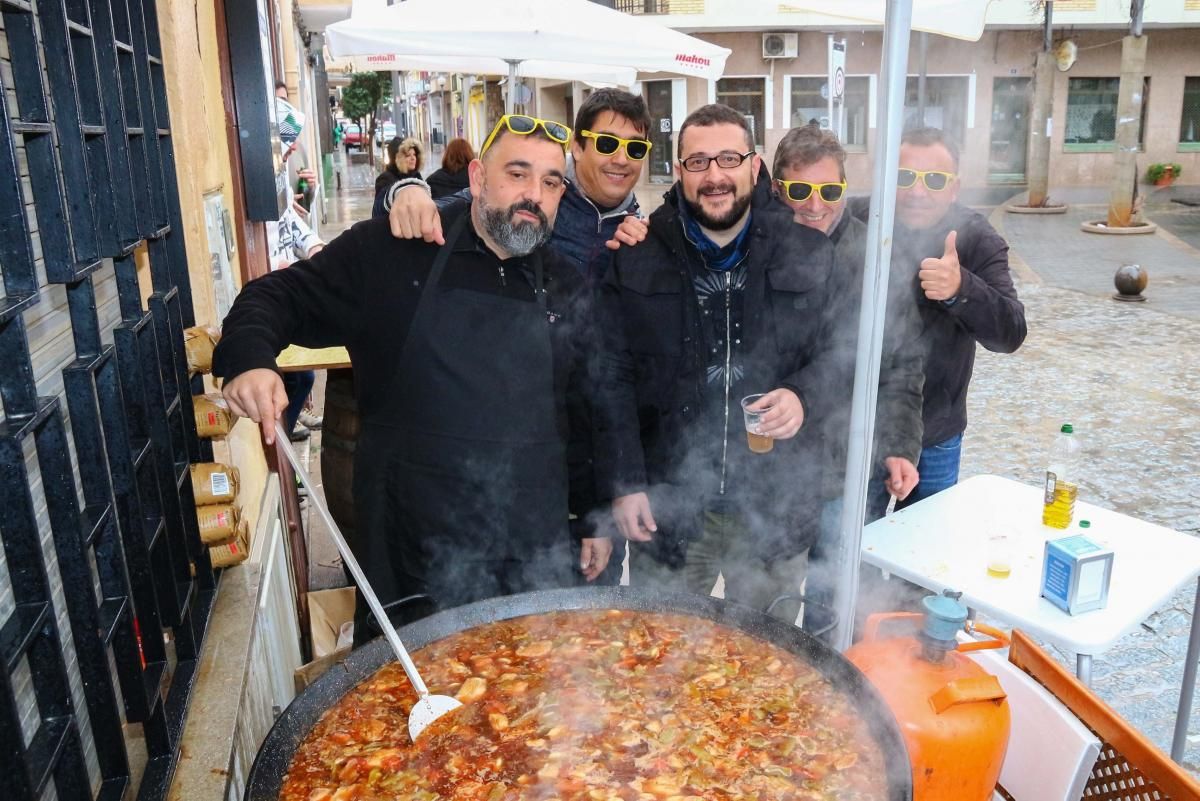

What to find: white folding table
left=860, top=474, right=1200, bottom=761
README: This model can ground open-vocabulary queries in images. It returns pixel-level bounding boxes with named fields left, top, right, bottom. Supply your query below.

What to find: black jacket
left=593, top=182, right=837, bottom=561
left=427, top=166, right=471, bottom=199
left=212, top=205, right=600, bottom=526
left=818, top=212, right=925, bottom=497
left=850, top=198, right=1027, bottom=446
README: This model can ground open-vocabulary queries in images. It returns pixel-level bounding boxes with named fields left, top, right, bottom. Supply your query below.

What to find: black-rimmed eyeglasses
left=680, top=151, right=755, bottom=172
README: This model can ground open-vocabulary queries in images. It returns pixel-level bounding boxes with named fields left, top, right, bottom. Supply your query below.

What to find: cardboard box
left=294, top=587, right=355, bottom=693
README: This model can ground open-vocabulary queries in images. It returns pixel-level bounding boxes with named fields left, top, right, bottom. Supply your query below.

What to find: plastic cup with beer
left=740, top=393, right=774, bottom=454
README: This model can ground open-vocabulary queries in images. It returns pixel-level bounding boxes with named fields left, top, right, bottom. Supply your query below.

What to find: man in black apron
left=213, top=115, right=609, bottom=638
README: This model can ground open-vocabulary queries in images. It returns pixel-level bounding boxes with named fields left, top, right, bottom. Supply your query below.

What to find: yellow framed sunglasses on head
left=897, top=168, right=956, bottom=191
left=776, top=179, right=847, bottom=204
left=580, top=130, right=653, bottom=161
left=480, top=114, right=572, bottom=157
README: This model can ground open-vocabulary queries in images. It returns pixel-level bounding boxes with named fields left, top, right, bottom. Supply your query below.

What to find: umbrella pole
left=506, top=59, right=519, bottom=114
left=830, top=0, right=914, bottom=653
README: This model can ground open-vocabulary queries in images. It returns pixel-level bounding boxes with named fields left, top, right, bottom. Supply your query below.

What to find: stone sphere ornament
left=1113, top=263, right=1148, bottom=302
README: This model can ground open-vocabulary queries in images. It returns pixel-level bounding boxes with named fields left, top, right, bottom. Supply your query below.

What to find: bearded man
left=593, top=104, right=838, bottom=621
left=214, top=115, right=605, bottom=636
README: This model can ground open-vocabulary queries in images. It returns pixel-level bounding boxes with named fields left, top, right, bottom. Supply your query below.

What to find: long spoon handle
left=274, top=423, right=431, bottom=698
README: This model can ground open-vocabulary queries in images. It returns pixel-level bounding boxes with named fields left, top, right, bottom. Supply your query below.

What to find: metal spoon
left=275, top=423, right=462, bottom=741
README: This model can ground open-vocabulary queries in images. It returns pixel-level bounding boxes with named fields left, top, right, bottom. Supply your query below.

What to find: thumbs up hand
left=918, top=230, right=962, bottom=302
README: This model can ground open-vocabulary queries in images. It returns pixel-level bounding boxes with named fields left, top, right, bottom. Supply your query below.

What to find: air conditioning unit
left=762, top=32, right=799, bottom=59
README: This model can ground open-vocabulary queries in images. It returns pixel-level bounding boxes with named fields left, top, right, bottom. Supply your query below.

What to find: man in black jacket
left=213, top=117, right=611, bottom=637
left=884, top=127, right=1027, bottom=507
left=594, top=104, right=837, bottom=618
left=771, top=124, right=925, bottom=637
left=772, top=124, right=924, bottom=517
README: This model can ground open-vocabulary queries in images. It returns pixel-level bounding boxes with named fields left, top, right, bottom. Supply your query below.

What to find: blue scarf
left=678, top=197, right=752, bottom=272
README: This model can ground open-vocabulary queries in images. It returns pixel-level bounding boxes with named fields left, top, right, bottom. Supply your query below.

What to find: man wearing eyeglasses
left=772, top=123, right=923, bottom=513
left=385, top=89, right=653, bottom=286
left=770, top=124, right=925, bottom=638
left=593, top=104, right=837, bottom=620
left=213, top=114, right=609, bottom=637
left=883, top=126, right=1027, bottom=507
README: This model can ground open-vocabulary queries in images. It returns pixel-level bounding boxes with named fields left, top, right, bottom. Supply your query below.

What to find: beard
left=684, top=179, right=753, bottom=231
left=478, top=196, right=552, bottom=257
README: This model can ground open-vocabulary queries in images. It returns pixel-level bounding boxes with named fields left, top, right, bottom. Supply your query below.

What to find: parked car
left=375, top=122, right=397, bottom=147
left=342, top=124, right=363, bottom=152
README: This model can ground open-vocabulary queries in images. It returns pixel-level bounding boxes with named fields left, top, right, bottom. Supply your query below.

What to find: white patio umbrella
left=326, top=0, right=731, bottom=112
left=779, top=0, right=992, bottom=40
left=326, top=52, right=636, bottom=89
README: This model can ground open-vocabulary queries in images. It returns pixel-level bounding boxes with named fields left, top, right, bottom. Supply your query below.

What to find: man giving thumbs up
left=891, top=127, right=1027, bottom=507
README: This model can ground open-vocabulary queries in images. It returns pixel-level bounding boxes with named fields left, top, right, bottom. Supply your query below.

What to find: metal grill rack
left=0, top=0, right=214, bottom=799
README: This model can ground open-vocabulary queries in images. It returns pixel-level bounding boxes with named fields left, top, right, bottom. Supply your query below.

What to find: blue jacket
left=549, top=159, right=640, bottom=285
left=426, top=158, right=639, bottom=285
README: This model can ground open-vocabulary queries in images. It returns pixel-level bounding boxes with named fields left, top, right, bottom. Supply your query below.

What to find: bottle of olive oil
left=1042, top=423, right=1080, bottom=528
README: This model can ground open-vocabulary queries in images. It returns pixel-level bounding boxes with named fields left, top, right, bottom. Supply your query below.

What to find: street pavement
left=304, top=156, right=1200, bottom=770
left=967, top=188, right=1200, bottom=769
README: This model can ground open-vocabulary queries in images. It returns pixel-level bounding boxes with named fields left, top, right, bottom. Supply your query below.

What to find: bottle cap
left=1079, top=520, right=1091, bottom=528
left=1061, top=423, right=1074, bottom=433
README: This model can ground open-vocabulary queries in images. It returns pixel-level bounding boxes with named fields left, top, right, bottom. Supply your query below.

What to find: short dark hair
left=573, top=89, right=652, bottom=145
left=274, top=80, right=287, bottom=91
left=442, top=138, right=476, bottom=172
left=901, top=126, right=960, bottom=169
left=677, top=104, right=754, bottom=160
left=773, top=123, right=847, bottom=181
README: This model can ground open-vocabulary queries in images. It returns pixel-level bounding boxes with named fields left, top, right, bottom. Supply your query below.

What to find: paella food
left=281, top=609, right=887, bottom=801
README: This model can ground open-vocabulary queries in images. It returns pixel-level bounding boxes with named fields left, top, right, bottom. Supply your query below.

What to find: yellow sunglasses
left=897, top=168, right=957, bottom=191
left=580, top=130, right=653, bottom=161
left=480, top=114, right=572, bottom=157
left=776, top=179, right=847, bottom=204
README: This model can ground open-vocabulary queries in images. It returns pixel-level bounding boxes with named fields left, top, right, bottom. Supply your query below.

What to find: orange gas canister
left=845, top=595, right=1011, bottom=801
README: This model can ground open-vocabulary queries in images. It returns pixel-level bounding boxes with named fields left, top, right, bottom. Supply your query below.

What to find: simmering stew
left=281, top=609, right=886, bottom=801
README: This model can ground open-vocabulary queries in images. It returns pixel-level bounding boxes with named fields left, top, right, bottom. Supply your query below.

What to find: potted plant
left=1146, top=163, right=1183, bottom=187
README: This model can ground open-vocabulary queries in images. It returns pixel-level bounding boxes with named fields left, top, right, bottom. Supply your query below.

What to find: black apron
left=350, top=214, right=573, bottom=637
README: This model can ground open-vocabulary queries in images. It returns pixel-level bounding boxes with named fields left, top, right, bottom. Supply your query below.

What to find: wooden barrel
left=320, top=368, right=359, bottom=538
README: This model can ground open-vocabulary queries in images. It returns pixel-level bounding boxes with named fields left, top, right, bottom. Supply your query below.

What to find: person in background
left=272, top=80, right=323, bottom=440
left=214, top=115, right=610, bottom=642
left=859, top=126, right=1027, bottom=508
left=426, top=138, right=475, bottom=199
left=771, top=123, right=923, bottom=638
left=593, top=104, right=837, bottom=621
left=372, top=136, right=424, bottom=218
left=772, top=124, right=923, bottom=517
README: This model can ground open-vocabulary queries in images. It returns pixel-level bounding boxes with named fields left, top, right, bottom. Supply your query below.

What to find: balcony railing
left=616, top=0, right=705, bottom=15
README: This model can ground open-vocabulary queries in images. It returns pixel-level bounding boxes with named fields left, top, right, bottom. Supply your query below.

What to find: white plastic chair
left=962, top=635, right=1101, bottom=800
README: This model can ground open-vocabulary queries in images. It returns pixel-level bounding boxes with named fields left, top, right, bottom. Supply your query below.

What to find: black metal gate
left=1, top=0, right=215, bottom=799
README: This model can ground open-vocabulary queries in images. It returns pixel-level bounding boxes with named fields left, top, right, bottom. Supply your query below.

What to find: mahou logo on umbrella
left=675, top=53, right=712, bottom=69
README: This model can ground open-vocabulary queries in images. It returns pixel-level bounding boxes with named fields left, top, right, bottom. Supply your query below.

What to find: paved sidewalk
left=988, top=188, right=1200, bottom=319
left=963, top=189, right=1200, bottom=769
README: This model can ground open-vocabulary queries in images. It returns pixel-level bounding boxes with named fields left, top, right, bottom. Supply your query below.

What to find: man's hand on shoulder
left=918, top=230, right=963, bottom=302
left=389, top=184, right=444, bottom=244
left=222, top=368, right=289, bottom=445
left=605, top=213, right=648, bottom=251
